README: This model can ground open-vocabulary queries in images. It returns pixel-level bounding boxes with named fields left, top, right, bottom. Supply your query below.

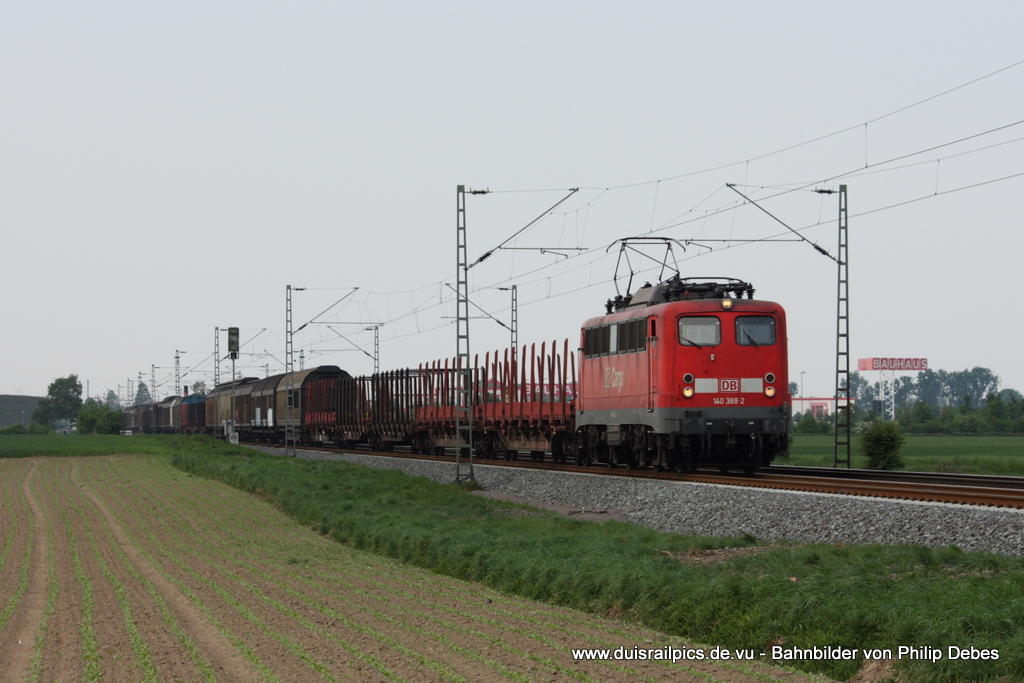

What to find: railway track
left=255, top=442, right=1024, bottom=509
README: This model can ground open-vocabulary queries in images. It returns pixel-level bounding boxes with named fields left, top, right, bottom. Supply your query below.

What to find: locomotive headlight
left=721, top=298, right=734, bottom=309
left=683, top=373, right=694, bottom=384
left=683, top=386, right=695, bottom=398
left=764, top=386, right=777, bottom=398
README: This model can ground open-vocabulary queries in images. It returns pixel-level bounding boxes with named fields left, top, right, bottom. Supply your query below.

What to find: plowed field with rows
left=0, top=455, right=826, bottom=682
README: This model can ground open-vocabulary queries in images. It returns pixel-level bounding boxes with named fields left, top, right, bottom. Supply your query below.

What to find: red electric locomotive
left=571, top=276, right=790, bottom=472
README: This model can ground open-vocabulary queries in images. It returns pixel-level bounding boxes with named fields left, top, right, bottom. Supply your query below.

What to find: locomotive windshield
left=678, top=317, right=720, bottom=347
left=736, top=316, right=776, bottom=346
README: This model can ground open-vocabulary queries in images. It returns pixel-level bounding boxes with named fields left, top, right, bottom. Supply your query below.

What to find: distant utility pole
left=285, top=285, right=305, bottom=457
left=508, top=285, right=518, bottom=351
left=833, top=185, right=852, bottom=468
left=364, top=325, right=380, bottom=374
left=455, top=185, right=474, bottom=482
left=228, top=327, right=239, bottom=442
left=175, top=351, right=181, bottom=396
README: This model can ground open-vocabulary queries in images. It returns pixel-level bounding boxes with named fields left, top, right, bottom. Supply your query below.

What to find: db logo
left=721, top=379, right=740, bottom=392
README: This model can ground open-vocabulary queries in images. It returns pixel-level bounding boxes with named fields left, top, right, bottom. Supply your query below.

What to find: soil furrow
left=118, top=458, right=550, bottom=681
left=98, top=460, right=406, bottom=681
left=131, top=456, right=660, bottom=651
left=68, top=458, right=211, bottom=682
left=127, top=461, right=699, bottom=679
left=120, top=456, right=750, bottom=682
left=24, top=468, right=59, bottom=683
left=2, top=453, right=825, bottom=683
left=30, top=459, right=87, bottom=682
left=90, top=458, right=309, bottom=682
left=0, top=460, right=43, bottom=680
left=73, top=456, right=272, bottom=683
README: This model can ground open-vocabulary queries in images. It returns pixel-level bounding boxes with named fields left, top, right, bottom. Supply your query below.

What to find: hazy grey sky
left=2, top=1, right=1022, bottom=402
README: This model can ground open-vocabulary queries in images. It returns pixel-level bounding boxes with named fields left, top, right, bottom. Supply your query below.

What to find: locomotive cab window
left=736, top=315, right=776, bottom=346
left=678, top=316, right=720, bottom=347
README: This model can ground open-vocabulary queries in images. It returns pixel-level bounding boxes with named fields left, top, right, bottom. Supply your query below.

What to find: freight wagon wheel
left=551, top=434, right=565, bottom=464
left=573, top=442, right=590, bottom=466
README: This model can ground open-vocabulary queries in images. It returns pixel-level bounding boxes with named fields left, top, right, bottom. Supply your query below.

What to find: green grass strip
left=0, top=433, right=246, bottom=459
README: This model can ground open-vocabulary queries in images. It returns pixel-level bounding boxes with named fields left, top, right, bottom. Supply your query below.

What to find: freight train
left=124, top=276, right=791, bottom=472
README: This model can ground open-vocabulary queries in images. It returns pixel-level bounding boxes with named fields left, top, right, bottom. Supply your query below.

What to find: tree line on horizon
left=2, top=374, right=209, bottom=435
left=795, top=366, right=1023, bottom=435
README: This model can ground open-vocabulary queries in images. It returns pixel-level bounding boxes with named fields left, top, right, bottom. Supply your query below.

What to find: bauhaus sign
left=857, top=358, right=928, bottom=371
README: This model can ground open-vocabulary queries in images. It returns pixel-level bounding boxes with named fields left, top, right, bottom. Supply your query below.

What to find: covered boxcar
left=206, top=378, right=259, bottom=437
left=273, top=366, right=346, bottom=445
left=179, top=393, right=206, bottom=434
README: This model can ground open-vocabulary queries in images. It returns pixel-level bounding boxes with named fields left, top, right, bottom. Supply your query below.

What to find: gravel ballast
left=260, top=447, right=1024, bottom=556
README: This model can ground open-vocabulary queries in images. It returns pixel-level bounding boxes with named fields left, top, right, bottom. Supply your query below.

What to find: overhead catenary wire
left=470, top=188, right=579, bottom=267
left=574, top=56, right=1024, bottom=192
left=726, top=184, right=837, bottom=262
left=166, top=59, right=1024, bottom=377
left=296, top=287, right=359, bottom=332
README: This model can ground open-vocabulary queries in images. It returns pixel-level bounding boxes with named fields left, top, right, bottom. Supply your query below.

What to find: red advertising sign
left=857, top=358, right=928, bottom=372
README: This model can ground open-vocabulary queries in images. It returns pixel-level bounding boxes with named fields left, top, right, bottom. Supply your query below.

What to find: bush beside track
left=171, top=438, right=1024, bottom=682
